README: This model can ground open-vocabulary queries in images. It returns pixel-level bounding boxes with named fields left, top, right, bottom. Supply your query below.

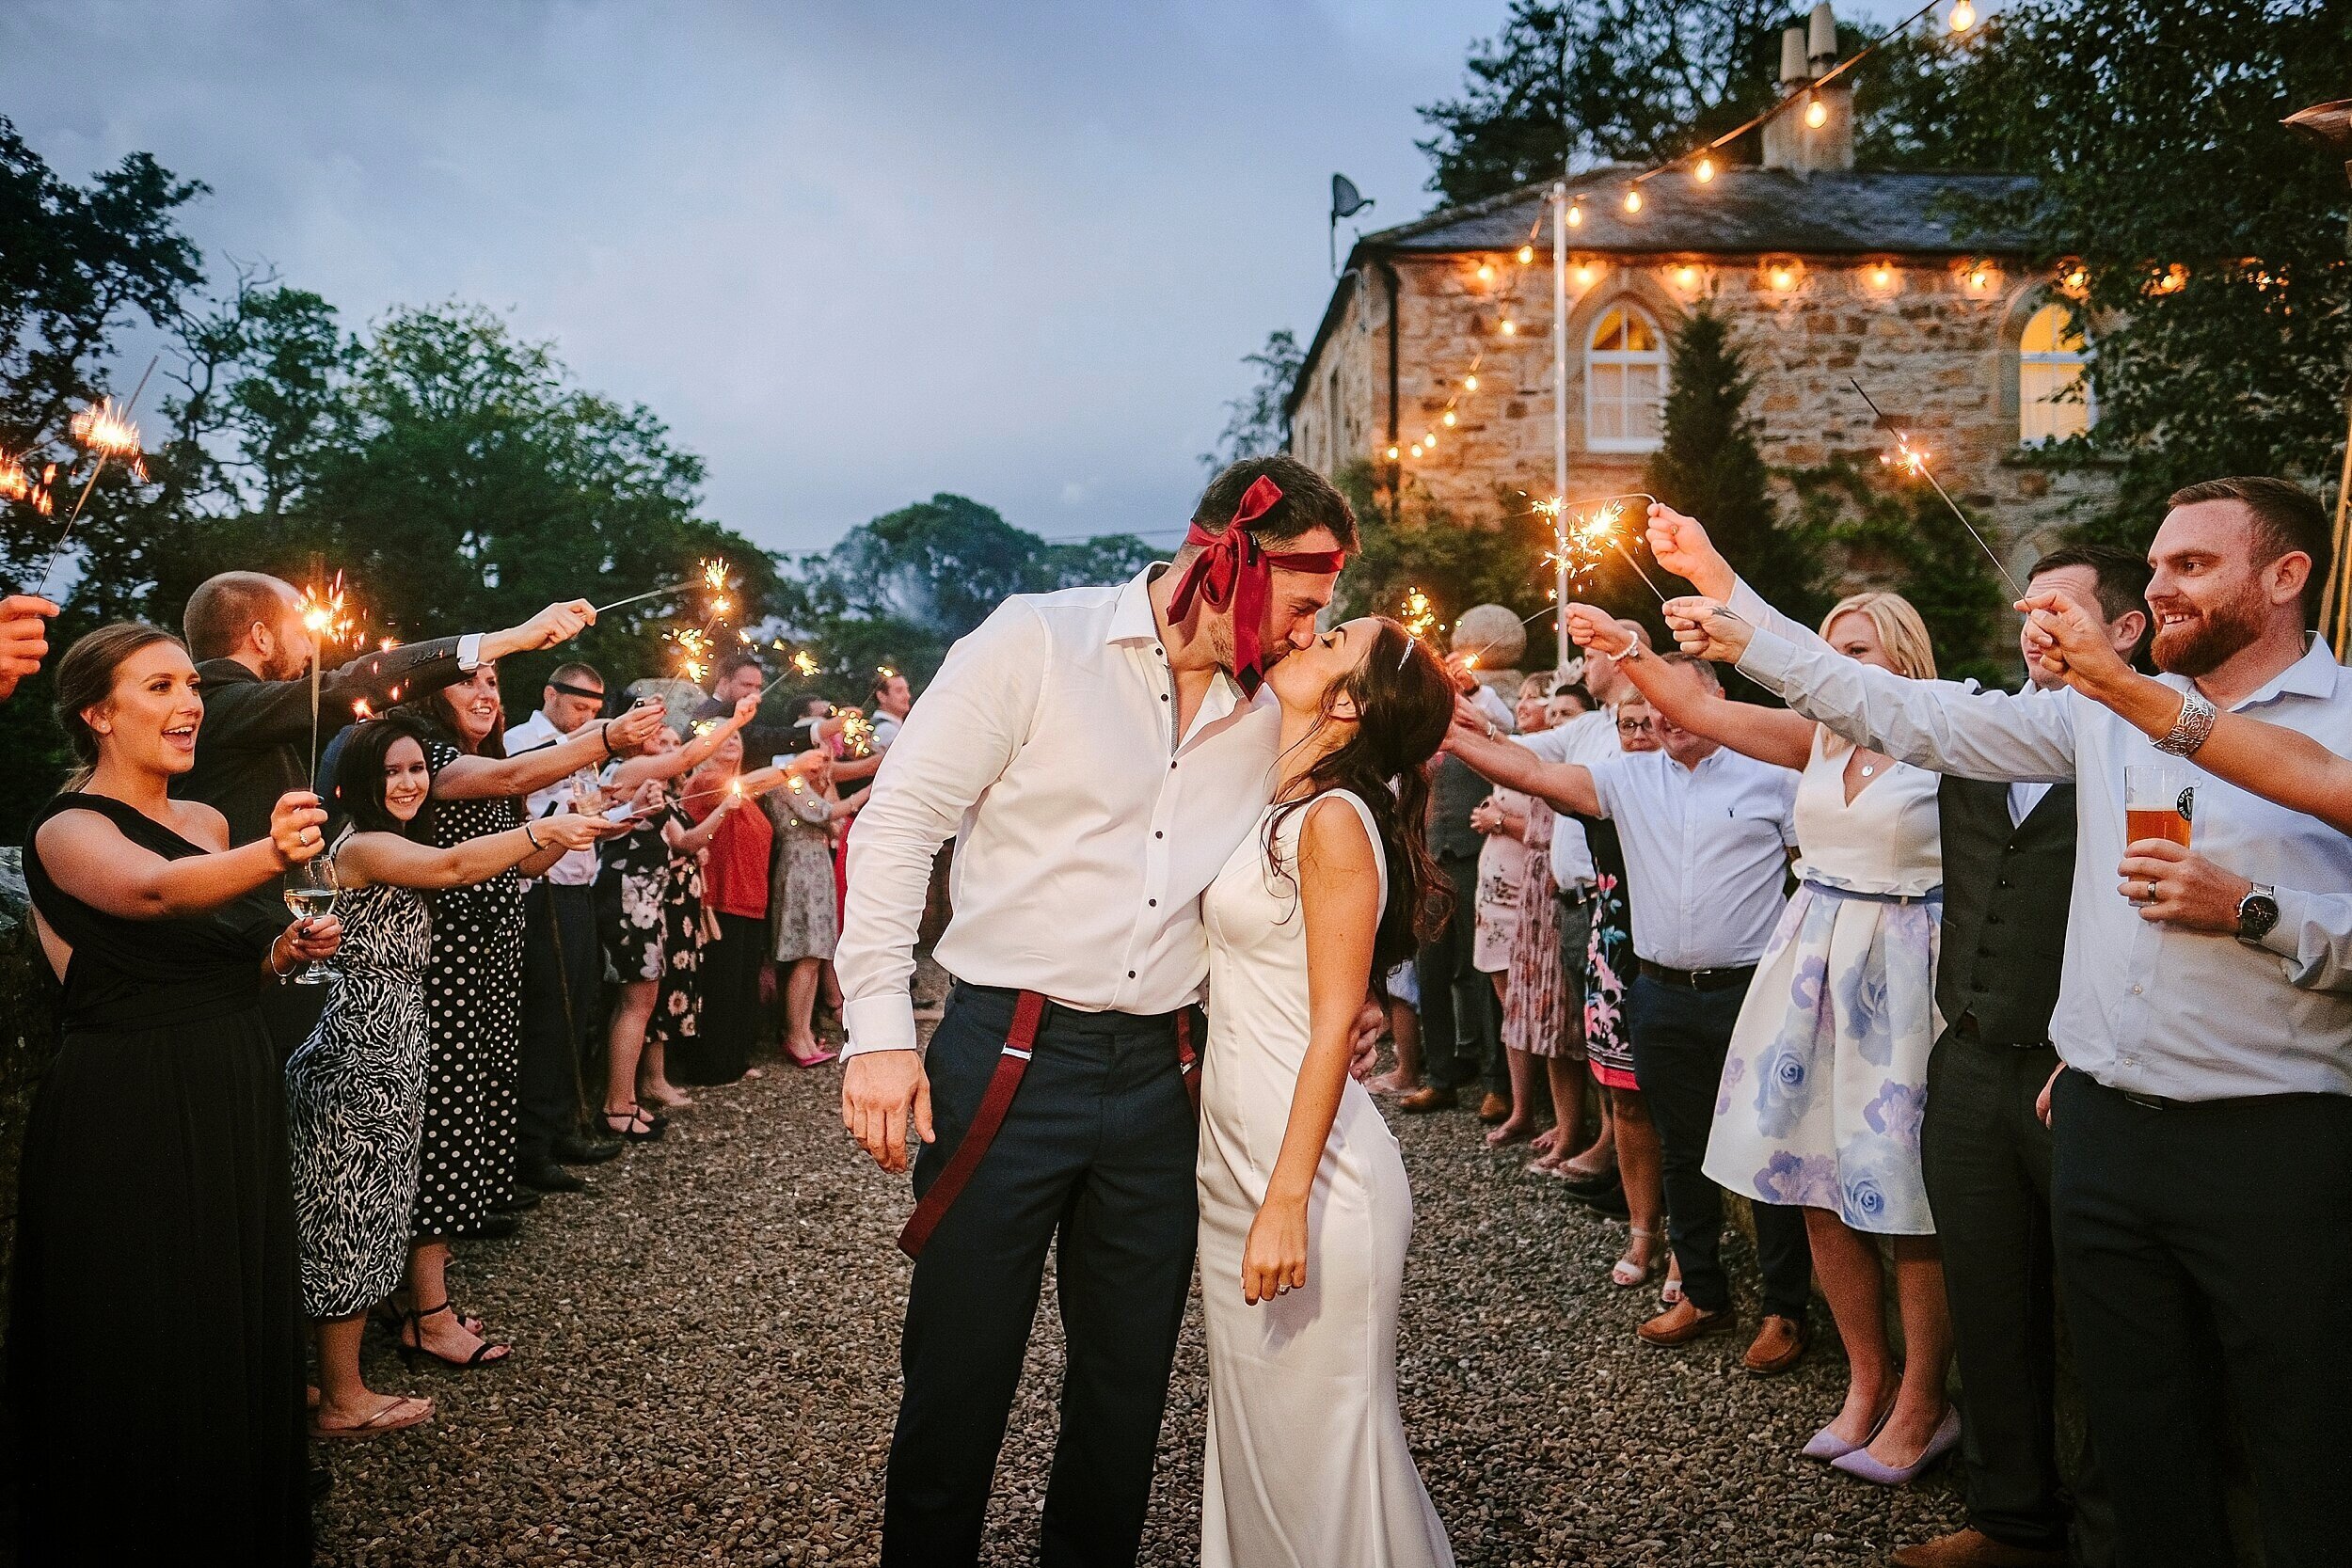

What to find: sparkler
left=1849, top=377, right=2024, bottom=599
left=37, top=356, right=159, bottom=597
left=296, top=574, right=354, bottom=780
left=594, top=578, right=696, bottom=614
left=1543, top=493, right=1669, bottom=602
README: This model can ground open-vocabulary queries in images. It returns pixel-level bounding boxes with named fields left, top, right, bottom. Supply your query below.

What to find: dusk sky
left=3, top=0, right=1928, bottom=559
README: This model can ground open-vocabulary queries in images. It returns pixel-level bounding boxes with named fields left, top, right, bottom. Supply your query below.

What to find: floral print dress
left=1703, top=728, right=1945, bottom=1235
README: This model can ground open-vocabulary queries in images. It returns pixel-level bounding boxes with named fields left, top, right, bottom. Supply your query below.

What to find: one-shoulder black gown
left=8, top=793, right=310, bottom=1564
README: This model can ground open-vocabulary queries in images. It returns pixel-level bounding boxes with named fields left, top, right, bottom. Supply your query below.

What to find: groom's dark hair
left=1191, top=454, right=1359, bottom=553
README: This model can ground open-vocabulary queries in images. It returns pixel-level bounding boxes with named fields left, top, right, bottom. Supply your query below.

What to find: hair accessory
left=2153, top=688, right=2217, bottom=757
left=1167, top=475, right=1347, bottom=697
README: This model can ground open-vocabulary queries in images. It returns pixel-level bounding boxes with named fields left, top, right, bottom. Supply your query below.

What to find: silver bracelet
left=2153, top=689, right=2217, bottom=757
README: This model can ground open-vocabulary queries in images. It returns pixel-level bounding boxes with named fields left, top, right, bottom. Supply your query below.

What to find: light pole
left=1551, top=181, right=1571, bottom=673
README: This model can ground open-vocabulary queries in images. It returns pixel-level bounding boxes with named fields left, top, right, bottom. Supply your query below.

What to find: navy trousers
left=882, top=985, right=1199, bottom=1568
left=517, top=881, right=598, bottom=1167
left=1627, top=974, right=1813, bottom=1320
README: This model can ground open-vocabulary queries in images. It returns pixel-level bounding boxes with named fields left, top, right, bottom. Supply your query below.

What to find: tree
left=1912, top=0, right=2352, bottom=547
left=1200, top=329, right=1303, bottom=471
left=1333, top=461, right=1561, bottom=663
left=778, top=492, right=1159, bottom=686
left=1416, top=0, right=1797, bottom=207
left=1645, top=305, right=1825, bottom=626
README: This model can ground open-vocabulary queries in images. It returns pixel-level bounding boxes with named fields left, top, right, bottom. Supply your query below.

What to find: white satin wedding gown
left=1196, top=791, right=1454, bottom=1568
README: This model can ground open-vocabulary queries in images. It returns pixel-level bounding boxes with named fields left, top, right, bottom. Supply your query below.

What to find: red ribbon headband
left=1165, top=476, right=1346, bottom=696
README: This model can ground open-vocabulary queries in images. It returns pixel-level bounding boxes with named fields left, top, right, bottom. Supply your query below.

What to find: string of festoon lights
left=1386, top=0, right=1983, bottom=477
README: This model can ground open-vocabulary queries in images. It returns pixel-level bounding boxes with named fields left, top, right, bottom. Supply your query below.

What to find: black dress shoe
left=471, top=1212, right=523, bottom=1240
left=495, top=1186, right=542, bottom=1213
left=518, top=1158, right=587, bottom=1194
left=554, top=1132, right=623, bottom=1165
left=1572, top=1180, right=1631, bottom=1220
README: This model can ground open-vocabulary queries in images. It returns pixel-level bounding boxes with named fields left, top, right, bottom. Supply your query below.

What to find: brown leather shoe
left=1890, top=1528, right=2067, bottom=1567
left=1635, top=1298, right=1735, bottom=1347
left=1397, top=1085, right=1457, bottom=1114
left=1742, top=1313, right=1806, bottom=1374
left=1476, top=1092, right=1511, bottom=1124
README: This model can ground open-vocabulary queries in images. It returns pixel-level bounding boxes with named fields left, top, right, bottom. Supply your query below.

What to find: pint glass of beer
left=2124, top=762, right=2194, bottom=849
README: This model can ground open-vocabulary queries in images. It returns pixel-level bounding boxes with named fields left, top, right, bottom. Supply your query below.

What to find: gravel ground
left=317, top=1045, right=1964, bottom=1567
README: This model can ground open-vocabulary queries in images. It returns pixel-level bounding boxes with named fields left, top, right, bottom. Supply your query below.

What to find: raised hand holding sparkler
left=0, top=593, right=60, bottom=700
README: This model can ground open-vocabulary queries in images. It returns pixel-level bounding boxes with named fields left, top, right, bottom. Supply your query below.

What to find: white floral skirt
left=1702, top=882, right=1943, bottom=1235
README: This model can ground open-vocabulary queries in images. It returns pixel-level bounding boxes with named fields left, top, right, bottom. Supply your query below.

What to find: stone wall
left=1290, top=248, right=2112, bottom=578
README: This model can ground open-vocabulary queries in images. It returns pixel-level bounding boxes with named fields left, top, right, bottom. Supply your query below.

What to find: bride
left=1198, top=613, right=1458, bottom=1568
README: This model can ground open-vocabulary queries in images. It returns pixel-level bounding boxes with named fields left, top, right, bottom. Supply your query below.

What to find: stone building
left=1286, top=21, right=2108, bottom=580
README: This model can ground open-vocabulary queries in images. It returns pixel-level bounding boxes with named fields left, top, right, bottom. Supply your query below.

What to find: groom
left=838, top=454, right=1365, bottom=1567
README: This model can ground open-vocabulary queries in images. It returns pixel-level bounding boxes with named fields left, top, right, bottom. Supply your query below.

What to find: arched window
left=2019, top=303, right=2092, bottom=444
left=1586, top=305, right=1666, bottom=453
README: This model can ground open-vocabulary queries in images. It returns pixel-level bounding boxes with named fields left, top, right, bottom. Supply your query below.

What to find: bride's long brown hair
left=1264, top=617, right=1455, bottom=976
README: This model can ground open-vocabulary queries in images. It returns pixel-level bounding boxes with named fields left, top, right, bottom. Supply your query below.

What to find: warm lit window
left=1586, top=305, right=1666, bottom=452
left=2019, top=303, right=2092, bottom=444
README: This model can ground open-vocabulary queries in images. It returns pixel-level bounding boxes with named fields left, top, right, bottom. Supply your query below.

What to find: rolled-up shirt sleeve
left=2257, top=887, right=2352, bottom=994
left=1735, top=613, right=2076, bottom=784
left=837, top=600, right=1048, bottom=1056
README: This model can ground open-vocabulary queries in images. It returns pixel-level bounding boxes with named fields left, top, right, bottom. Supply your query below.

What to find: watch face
left=2242, top=893, right=2280, bottom=938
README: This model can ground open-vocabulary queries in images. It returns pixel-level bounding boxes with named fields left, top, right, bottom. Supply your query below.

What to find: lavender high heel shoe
left=1800, top=1402, right=1894, bottom=1462
left=1831, top=1405, right=1962, bottom=1485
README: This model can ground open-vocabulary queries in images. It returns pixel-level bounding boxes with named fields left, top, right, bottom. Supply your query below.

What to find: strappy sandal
left=310, top=1393, right=434, bottom=1440
left=601, top=1104, right=664, bottom=1141
left=1612, top=1227, right=1660, bottom=1289
left=397, top=1301, right=513, bottom=1370
left=373, top=1298, right=485, bottom=1339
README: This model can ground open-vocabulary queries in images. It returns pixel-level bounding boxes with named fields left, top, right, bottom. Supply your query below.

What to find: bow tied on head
left=1165, top=476, right=1347, bottom=696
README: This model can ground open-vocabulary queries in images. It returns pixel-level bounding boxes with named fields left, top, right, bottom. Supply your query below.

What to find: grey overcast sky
left=2, top=0, right=1932, bottom=557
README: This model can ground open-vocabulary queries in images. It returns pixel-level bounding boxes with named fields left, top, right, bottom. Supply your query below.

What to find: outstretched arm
left=1444, top=697, right=1602, bottom=816
left=433, top=700, right=667, bottom=800
left=1565, top=604, right=1814, bottom=770
left=34, top=792, right=326, bottom=919
left=2024, top=588, right=2352, bottom=838
left=1241, top=796, right=1379, bottom=1307
left=610, top=695, right=758, bottom=788
left=334, top=813, right=621, bottom=892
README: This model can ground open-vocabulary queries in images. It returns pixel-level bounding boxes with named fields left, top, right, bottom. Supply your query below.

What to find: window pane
left=1623, top=312, right=1658, bottom=352
left=2020, top=303, right=2084, bottom=356
left=1592, top=309, right=1625, bottom=352
left=2021, top=362, right=2090, bottom=443
left=1629, top=366, right=1661, bottom=441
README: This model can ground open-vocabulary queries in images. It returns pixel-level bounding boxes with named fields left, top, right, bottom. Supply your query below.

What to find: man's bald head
left=185, top=572, right=304, bottom=674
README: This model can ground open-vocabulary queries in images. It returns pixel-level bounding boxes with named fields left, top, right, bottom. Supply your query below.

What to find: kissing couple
left=836, top=454, right=1460, bottom=1568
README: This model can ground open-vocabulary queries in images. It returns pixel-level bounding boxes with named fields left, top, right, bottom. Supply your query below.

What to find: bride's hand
left=1242, top=1200, right=1308, bottom=1306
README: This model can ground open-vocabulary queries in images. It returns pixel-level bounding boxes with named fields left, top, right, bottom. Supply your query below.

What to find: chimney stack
left=1763, top=3, right=1854, bottom=178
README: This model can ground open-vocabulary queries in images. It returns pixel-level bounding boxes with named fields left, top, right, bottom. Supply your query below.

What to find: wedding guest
left=1504, top=684, right=1593, bottom=1172
left=11, top=623, right=338, bottom=1564
left=0, top=590, right=57, bottom=699
left=289, top=718, right=619, bottom=1437
left=386, top=667, right=659, bottom=1367
left=670, top=729, right=772, bottom=1087
left=596, top=710, right=756, bottom=1119
left=1402, top=655, right=1513, bottom=1116
left=1666, top=477, right=2352, bottom=1563
left=1876, top=544, right=2145, bottom=1568
left=1446, top=656, right=1816, bottom=1372
left=770, top=747, right=851, bottom=1067
left=505, top=661, right=622, bottom=1193
left=1470, top=764, right=1538, bottom=1140
left=1368, top=959, right=1425, bottom=1095
left=1572, top=584, right=1958, bottom=1484
left=870, top=666, right=913, bottom=750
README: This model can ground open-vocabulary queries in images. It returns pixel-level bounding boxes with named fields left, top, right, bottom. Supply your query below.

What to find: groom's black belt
left=897, top=987, right=1202, bottom=1261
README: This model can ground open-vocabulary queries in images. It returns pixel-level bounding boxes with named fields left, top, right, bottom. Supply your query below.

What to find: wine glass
left=281, top=854, right=342, bottom=986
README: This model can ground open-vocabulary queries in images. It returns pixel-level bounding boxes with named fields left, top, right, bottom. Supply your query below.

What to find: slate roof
left=1359, top=166, right=2039, bottom=260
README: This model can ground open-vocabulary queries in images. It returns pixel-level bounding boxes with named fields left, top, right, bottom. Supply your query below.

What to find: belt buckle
left=2121, top=1090, right=2169, bottom=1112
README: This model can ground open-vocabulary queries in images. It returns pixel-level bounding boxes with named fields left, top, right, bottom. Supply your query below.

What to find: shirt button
left=1149, top=898, right=1157, bottom=907
left=2128, top=983, right=2143, bottom=995
left=1127, top=970, right=1137, bottom=978
left=1155, top=831, right=1164, bottom=839
left=1170, top=761, right=1178, bottom=770
left=1160, top=693, right=1168, bottom=702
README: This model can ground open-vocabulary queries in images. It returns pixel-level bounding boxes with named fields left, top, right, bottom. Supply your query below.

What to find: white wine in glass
left=282, top=859, right=341, bottom=986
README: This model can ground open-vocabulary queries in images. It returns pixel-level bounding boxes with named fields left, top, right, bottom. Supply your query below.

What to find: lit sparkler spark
left=1849, top=377, right=2023, bottom=597
left=791, top=650, right=819, bottom=678
left=1548, top=494, right=1668, bottom=602
left=38, top=356, right=160, bottom=595
left=702, top=558, right=729, bottom=592
left=1401, top=587, right=1440, bottom=644
left=877, top=665, right=898, bottom=680
left=839, top=710, right=876, bottom=757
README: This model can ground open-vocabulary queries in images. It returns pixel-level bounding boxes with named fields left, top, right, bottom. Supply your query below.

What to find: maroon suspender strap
left=897, top=990, right=1047, bottom=1260
left=1176, top=1006, right=1202, bottom=1113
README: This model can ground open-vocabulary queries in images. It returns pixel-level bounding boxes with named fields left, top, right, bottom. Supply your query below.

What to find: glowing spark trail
left=1849, top=377, right=2024, bottom=598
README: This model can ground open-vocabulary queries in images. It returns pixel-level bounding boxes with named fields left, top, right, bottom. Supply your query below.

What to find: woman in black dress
left=11, top=623, right=340, bottom=1564
left=388, top=666, right=640, bottom=1368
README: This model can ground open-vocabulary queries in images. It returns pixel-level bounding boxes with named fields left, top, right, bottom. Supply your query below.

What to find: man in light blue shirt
left=1661, top=477, right=2352, bottom=1566
left=1447, top=654, right=1817, bottom=1374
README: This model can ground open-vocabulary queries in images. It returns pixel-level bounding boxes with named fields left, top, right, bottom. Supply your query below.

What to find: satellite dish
left=1329, top=174, right=1375, bottom=272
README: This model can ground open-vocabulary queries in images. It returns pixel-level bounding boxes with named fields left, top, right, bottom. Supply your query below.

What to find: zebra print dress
left=285, top=844, right=434, bottom=1319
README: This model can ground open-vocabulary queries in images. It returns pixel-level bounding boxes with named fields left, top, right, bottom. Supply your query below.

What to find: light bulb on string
left=1567, top=200, right=1583, bottom=227
left=1500, top=319, right=1517, bottom=336
left=1387, top=444, right=1401, bottom=461
left=1805, top=94, right=1828, bottom=129
left=1517, top=245, right=1534, bottom=264
left=1623, top=187, right=1643, bottom=214
left=1441, top=410, right=1457, bottom=427
left=1463, top=374, right=1478, bottom=391
left=1476, top=262, right=1495, bottom=283
left=1948, top=0, right=1975, bottom=30
left=1693, top=154, right=1716, bottom=182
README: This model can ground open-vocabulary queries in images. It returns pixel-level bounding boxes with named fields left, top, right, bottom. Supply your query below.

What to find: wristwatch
left=2235, top=882, right=2280, bottom=943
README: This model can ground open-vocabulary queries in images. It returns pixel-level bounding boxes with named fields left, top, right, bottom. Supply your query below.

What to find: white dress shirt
left=1587, top=745, right=1800, bottom=970
left=503, top=709, right=602, bottom=887
left=2009, top=780, right=2054, bottom=827
left=838, top=569, right=1281, bottom=1056
left=1731, top=575, right=2352, bottom=1101
left=1514, top=708, right=1619, bottom=891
